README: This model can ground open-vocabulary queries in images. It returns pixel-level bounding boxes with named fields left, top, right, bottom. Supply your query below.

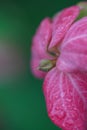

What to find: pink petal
left=49, top=6, right=80, bottom=49
left=31, top=18, right=53, bottom=78
left=57, top=17, right=87, bottom=72
left=31, top=53, right=47, bottom=78
left=43, top=68, right=87, bottom=130
left=31, top=44, right=53, bottom=78
left=32, top=18, right=52, bottom=58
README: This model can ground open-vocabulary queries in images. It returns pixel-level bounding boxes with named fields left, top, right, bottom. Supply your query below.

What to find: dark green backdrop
left=0, top=0, right=83, bottom=130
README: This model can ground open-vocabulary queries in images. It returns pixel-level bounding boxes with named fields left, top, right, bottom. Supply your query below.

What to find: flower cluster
left=31, top=2, right=87, bottom=130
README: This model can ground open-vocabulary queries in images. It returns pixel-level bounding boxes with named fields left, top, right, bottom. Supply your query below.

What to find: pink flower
left=31, top=4, right=87, bottom=130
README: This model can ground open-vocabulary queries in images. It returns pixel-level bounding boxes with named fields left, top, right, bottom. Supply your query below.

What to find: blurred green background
left=0, top=0, right=83, bottom=130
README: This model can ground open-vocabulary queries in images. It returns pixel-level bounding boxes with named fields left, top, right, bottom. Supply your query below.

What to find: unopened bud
left=77, top=2, right=87, bottom=20
left=38, top=59, right=56, bottom=72
left=78, top=2, right=87, bottom=10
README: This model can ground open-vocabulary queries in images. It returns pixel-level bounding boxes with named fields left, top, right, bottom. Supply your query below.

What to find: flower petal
left=31, top=53, right=47, bottom=78
left=32, top=18, right=52, bottom=58
left=31, top=18, right=53, bottom=78
left=58, top=17, right=87, bottom=72
left=43, top=68, right=87, bottom=130
left=49, top=6, right=80, bottom=49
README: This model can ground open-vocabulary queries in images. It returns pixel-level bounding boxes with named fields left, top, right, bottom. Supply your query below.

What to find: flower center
left=38, top=46, right=60, bottom=72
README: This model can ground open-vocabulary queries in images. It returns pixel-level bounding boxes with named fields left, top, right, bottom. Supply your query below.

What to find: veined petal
left=49, top=6, right=80, bottom=49
left=43, top=68, right=87, bottom=130
left=58, top=17, right=87, bottom=72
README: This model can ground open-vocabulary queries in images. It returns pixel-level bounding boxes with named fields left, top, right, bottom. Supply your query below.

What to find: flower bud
left=77, top=2, right=87, bottom=19
left=38, top=59, right=56, bottom=72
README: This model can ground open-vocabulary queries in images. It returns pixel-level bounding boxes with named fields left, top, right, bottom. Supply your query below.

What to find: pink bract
left=31, top=3, right=87, bottom=130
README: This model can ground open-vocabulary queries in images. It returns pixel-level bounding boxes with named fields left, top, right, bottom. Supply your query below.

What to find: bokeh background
left=0, top=0, right=84, bottom=130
